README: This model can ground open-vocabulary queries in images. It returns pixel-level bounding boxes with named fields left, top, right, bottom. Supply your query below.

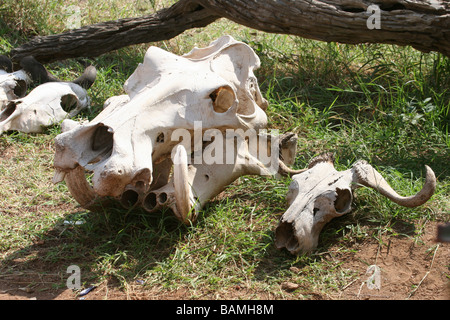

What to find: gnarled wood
left=11, top=1, right=220, bottom=63
left=10, top=0, right=450, bottom=63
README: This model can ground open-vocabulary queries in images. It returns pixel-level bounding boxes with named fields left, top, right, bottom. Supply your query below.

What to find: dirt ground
left=332, top=222, right=449, bottom=300
left=0, top=222, right=448, bottom=301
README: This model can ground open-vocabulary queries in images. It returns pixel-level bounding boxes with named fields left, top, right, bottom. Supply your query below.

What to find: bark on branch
left=10, top=1, right=220, bottom=63
left=10, top=0, right=450, bottom=63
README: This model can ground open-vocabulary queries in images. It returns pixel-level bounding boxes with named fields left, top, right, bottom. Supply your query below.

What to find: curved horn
left=72, top=65, right=97, bottom=90
left=0, top=55, right=13, bottom=73
left=353, top=161, right=436, bottom=207
left=19, top=56, right=57, bottom=84
left=278, top=152, right=334, bottom=177
left=277, top=160, right=306, bottom=177
left=20, top=56, right=97, bottom=89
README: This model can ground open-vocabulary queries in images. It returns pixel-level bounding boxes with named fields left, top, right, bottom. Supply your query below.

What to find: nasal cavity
left=275, top=221, right=299, bottom=253
left=120, top=189, right=140, bottom=208
left=91, top=125, right=113, bottom=152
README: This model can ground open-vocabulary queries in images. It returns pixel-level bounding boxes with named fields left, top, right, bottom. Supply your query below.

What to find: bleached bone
left=0, top=70, right=30, bottom=109
left=102, top=94, right=130, bottom=111
left=143, top=132, right=299, bottom=223
left=54, top=36, right=269, bottom=202
left=1, top=66, right=96, bottom=135
left=0, top=55, right=97, bottom=134
left=0, top=55, right=69, bottom=110
left=140, top=132, right=279, bottom=223
left=0, top=81, right=92, bottom=134
left=275, top=153, right=437, bottom=254
left=57, top=127, right=299, bottom=224
left=0, top=55, right=31, bottom=110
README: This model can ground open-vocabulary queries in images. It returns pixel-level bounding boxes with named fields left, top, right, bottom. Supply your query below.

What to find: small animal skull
left=0, top=82, right=91, bottom=134
left=275, top=153, right=437, bottom=254
left=0, top=61, right=96, bottom=134
left=0, top=55, right=71, bottom=109
left=0, top=55, right=31, bottom=109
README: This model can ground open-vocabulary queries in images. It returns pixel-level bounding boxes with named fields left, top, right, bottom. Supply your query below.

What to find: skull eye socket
left=91, top=125, right=113, bottom=152
left=334, top=188, right=352, bottom=214
left=13, top=80, right=27, bottom=98
left=209, top=86, right=235, bottom=113
left=60, top=94, right=79, bottom=113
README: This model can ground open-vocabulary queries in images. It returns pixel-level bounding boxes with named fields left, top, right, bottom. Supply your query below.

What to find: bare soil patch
left=334, top=222, right=449, bottom=300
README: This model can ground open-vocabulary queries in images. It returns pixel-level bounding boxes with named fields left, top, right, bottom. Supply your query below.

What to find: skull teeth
left=173, top=144, right=195, bottom=223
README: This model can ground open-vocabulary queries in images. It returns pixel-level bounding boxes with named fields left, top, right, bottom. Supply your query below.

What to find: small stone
left=19, top=286, right=34, bottom=293
left=281, top=282, right=300, bottom=291
left=289, top=266, right=300, bottom=273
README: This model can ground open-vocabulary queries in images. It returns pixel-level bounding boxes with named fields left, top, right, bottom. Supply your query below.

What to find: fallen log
left=10, top=0, right=450, bottom=63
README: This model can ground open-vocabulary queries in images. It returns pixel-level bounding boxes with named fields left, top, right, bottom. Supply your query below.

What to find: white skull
left=275, top=153, right=437, bottom=254
left=56, top=127, right=299, bottom=223
left=0, top=55, right=96, bottom=134
left=0, top=81, right=91, bottom=134
left=0, top=56, right=31, bottom=109
left=0, top=54, right=53, bottom=109
left=53, top=36, right=270, bottom=203
left=0, top=70, right=30, bottom=109
left=139, top=131, right=292, bottom=223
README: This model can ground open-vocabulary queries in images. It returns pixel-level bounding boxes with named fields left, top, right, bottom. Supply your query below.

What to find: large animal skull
left=53, top=36, right=270, bottom=211
left=275, top=153, right=437, bottom=254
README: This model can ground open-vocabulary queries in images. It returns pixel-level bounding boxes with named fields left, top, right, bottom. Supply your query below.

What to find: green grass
left=0, top=0, right=449, bottom=300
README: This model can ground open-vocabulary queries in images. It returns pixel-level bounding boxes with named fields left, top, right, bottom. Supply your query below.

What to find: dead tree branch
left=10, top=0, right=450, bottom=63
